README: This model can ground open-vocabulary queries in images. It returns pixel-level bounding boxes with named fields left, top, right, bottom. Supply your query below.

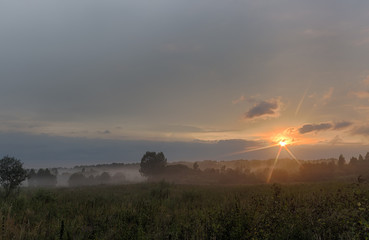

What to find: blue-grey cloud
left=298, top=123, right=333, bottom=134
left=151, top=125, right=233, bottom=133
left=245, top=99, right=280, bottom=119
left=351, top=124, right=369, bottom=136
left=0, top=132, right=265, bottom=168
left=333, top=121, right=353, bottom=130
left=299, top=121, right=353, bottom=134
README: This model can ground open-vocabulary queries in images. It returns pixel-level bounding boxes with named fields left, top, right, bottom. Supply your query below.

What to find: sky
left=1, top=0, right=369, bottom=167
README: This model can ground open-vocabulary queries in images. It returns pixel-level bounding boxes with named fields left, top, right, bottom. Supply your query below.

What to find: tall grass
left=0, top=182, right=368, bottom=239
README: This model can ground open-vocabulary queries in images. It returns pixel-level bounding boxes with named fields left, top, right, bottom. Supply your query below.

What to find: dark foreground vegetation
left=1, top=182, right=369, bottom=239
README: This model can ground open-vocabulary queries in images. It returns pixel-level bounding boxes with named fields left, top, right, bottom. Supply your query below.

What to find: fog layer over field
left=25, top=151, right=369, bottom=187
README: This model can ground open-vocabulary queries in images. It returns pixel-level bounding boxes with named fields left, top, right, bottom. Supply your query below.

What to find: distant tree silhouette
left=193, top=162, right=199, bottom=170
left=365, top=152, right=369, bottom=161
left=0, top=156, right=27, bottom=197
left=97, top=172, right=111, bottom=184
left=35, top=168, right=57, bottom=187
left=140, top=152, right=167, bottom=177
left=349, top=157, right=358, bottom=166
left=358, top=154, right=364, bottom=162
left=68, top=173, right=88, bottom=187
left=51, top=168, right=58, bottom=176
left=27, top=169, right=37, bottom=187
left=299, top=162, right=336, bottom=181
left=338, top=154, right=346, bottom=167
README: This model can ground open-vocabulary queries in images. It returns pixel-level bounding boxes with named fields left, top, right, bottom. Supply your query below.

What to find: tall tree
left=0, top=156, right=27, bottom=197
left=140, top=152, right=167, bottom=176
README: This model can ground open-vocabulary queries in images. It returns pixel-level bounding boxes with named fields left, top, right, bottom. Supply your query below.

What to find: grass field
left=1, top=182, right=369, bottom=239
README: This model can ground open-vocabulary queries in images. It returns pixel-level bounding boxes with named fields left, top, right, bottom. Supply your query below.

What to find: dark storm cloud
left=245, top=99, right=280, bottom=119
left=298, top=123, right=333, bottom=134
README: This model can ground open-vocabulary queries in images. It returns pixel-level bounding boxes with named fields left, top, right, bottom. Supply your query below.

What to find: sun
left=266, top=137, right=302, bottom=183
left=279, top=141, right=287, bottom=147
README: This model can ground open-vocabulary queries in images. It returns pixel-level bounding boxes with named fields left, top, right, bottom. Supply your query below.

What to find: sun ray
left=225, top=144, right=279, bottom=157
left=267, top=146, right=282, bottom=183
left=284, top=146, right=301, bottom=166
left=295, top=86, right=310, bottom=116
left=223, top=134, right=301, bottom=183
left=241, top=144, right=279, bottom=153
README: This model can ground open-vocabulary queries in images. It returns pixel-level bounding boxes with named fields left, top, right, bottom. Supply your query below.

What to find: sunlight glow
left=267, top=131, right=302, bottom=183
left=226, top=128, right=303, bottom=182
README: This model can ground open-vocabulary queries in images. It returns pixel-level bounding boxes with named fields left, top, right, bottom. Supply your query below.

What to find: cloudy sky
left=1, top=0, right=369, bottom=167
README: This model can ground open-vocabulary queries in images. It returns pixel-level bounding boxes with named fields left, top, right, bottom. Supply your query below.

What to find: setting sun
left=279, top=141, right=287, bottom=147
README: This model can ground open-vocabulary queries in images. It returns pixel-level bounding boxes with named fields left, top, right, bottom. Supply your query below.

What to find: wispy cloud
left=329, top=135, right=343, bottom=145
left=351, top=124, right=369, bottom=136
left=302, top=29, right=336, bottom=39
left=351, top=91, right=369, bottom=99
left=98, top=130, right=111, bottom=135
left=354, top=37, right=369, bottom=46
left=232, top=95, right=245, bottom=105
left=244, top=98, right=282, bottom=120
left=322, top=87, right=334, bottom=102
left=362, top=75, right=369, bottom=86
left=152, top=124, right=233, bottom=134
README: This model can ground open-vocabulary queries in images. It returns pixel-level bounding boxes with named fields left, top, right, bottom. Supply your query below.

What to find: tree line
left=139, top=151, right=369, bottom=184
left=1, top=151, right=369, bottom=197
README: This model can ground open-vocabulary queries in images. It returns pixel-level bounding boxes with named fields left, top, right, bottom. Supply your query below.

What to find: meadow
left=1, top=182, right=369, bottom=239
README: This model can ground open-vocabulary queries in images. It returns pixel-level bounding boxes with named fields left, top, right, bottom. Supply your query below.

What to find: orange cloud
left=351, top=91, right=369, bottom=99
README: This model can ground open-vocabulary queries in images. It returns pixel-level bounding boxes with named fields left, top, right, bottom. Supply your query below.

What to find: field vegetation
left=0, top=182, right=369, bottom=239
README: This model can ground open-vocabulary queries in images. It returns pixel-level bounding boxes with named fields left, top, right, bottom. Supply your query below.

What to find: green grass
left=0, top=182, right=369, bottom=239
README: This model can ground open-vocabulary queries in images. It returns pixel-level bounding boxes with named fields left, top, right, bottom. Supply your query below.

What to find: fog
left=23, top=149, right=369, bottom=188
left=26, top=163, right=145, bottom=187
